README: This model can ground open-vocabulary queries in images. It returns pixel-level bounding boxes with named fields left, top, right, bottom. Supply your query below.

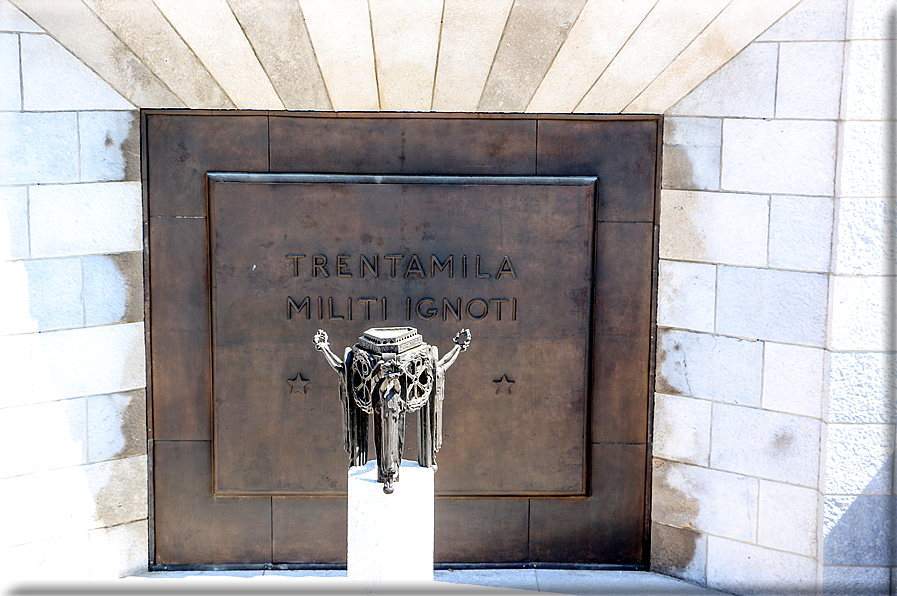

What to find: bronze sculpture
left=314, top=327, right=470, bottom=493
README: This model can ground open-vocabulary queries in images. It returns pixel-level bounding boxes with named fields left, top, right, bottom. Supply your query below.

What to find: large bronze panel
left=269, top=116, right=536, bottom=175
left=528, top=443, right=648, bottom=564
left=153, top=441, right=272, bottom=564
left=273, top=497, right=347, bottom=564
left=209, top=175, right=595, bottom=496
left=435, top=498, right=530, bottom=563
left=592, top=334, right=651, bottom=444
left=536, top=118, right=658, bottom=223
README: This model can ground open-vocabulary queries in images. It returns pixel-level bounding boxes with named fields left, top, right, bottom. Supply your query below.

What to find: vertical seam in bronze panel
left=206, top=165, right=217, bottom=494
left=270, top=496, right=274, bottom=563
left=534, top=118, right=540, bottom=175
left=585, top=180, right=599, bottom=501
left=141, top=109, right=156, bottom=567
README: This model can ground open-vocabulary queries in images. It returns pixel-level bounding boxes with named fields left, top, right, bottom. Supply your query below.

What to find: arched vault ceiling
left=10, top=0, right=801, bottom=113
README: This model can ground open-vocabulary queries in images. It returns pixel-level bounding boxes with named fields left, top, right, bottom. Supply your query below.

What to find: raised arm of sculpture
left=437, top=328, right=471, bottom=372
left=314, top=329, right=344, bottom=372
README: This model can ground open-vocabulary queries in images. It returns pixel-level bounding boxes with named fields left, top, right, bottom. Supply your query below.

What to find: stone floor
left=122, top=568, right=731, bottom=595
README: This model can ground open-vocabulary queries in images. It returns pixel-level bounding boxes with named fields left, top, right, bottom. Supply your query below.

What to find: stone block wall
left=0, top=1, right=147, bottom=579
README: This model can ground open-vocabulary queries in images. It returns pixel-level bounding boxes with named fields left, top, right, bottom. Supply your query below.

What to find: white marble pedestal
left=347, top=460, right=434, bottom=582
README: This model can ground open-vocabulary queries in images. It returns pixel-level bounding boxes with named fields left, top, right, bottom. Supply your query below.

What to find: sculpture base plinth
left=347, top=460, right=434, bottom=582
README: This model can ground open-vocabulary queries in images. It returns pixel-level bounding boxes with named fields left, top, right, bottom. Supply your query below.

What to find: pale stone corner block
left=83, top=252, right=143, bottom=327
left=0, top=397, right=88, bottom=479
left=721, top=118, right=837, bottom=196
left=152, top=0, right=282, bottom=109
left=299, top=0, right=379, bottom=111
left=20, top=34, right=132, bottom=111
left=757, top=0, right=847, bottom=42
left=656, top=260, right=716, bottom=333
left=823, top=495, right=893, bottom=566
left=716, top=265, right=828, bottom=346
left=88, top=520, right=148, bottom=578
left=768, top=194, right=833, bottom=273
left=848, top=0, right=897, bottom=41
left=833, top=197, right=896, bottom=276
left=79, top=111, right=140, bottom=183
left=823, top=565, right=891, bottom=595
left=369, top=0, right=442, bottom=112
left=84, top=455, right=148, bottom=528
left=837, top=121, right=895, bottom=198
left=653, top=393, right=711, bottom=466
left=667, top=43, right=777, bottom=119
left=526, top=0, right=654, bottom=114
left=828, top=352, right=897, bottom=423
left=0, top=259, right=39, bottom=336
left=840, top=41, right=886, bottom=120
left=32, top=322, right=146, bottom=402
left=776, top=41, right=844, bottom=119
left=0, top=112, right=79, bottom=185
left=0, top=33, right=20, bottom=110
left=761, top=342, right=824, bottom=419
left=0, top=334, right=39, bottom=408
left=663, top=117, right=721, bottom=148
left=655, top=328, right=763, bottom=406
left=650, top=522, right=707, bottom=585
left=757, top=479, right=818, bottom=558
left=1, top=186, right=29, bottom=260
left=659, top=190, right=768, bottom=267
left=652, top=459, right=758, bottom=543
left=829, top=275, right=895, bottom=352
left=29, top=182, right=142, bottom=259
left=0, top=531, right=92, bottom=580
left=706, top=535, right=818, bottom=594
left=825, top=424, right=894, bottom=495
left=710, top=402, right=821, bottom=486
left=628, top=0, right=799, bottom=114
left=661, top=146, right=720, bottom=191
left=1, top=0, right=42, bottom=32
left=87, top=388, right=147, bottom=463
left=432, top=0, right=514, bottom=112
left=23, top=257, right=84, bottom=331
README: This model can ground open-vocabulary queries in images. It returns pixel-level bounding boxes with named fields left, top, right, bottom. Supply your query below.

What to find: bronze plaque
left=209, top=174, right=596, bottom=496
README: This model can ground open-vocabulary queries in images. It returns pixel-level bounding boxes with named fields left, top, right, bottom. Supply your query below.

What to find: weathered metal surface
left=209, top=174, right=595, bottom=496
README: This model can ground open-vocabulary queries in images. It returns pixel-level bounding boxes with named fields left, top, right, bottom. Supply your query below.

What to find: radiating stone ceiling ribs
left=8, top=0, right=801, bottom=114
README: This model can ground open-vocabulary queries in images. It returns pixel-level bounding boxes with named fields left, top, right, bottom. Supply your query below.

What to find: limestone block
left=653, top=393, right=711, bottom=466
left=661, top=145, right=720, bottom=191
left=656, top=260, right=716, bottom=333
left=768, top=194, right=833, bottom=272
left=0, top=112, right=78, bottom=184
left=758, top=0, right=847, bottom=41
left=23, top=257, right=83, bottom=331
left=828, top=352, right=896, bottom=423
left=722, top=118, right=837, bottom=196
left=432, top=0, right=514, bottom=112
left=151, top=0, right=282, bottom=109
left=649, top=522, right=707, bottom=585
left=300, top=0, right=379, bottom=111
left=659, top=190, right=768, bottom=266
left=0, top=397, right=87, bottom=479
left=833, top=197, right=896, bottom=276
left=32, top=322, right=146, bottom=401
left=79, top=111, right=140, bottom=182
left=88, top=520, right=148, bottom=578
left=83, top=252, right=144, bottom=326
left=842, top=41, right=886, bottom=120
left=526, top=0, right=654, bottom=113
left=87, top=389, right=146, bottom=462
left=0, top=33, right=20, bottom=110
left=84, top=455, right=148, bottom=528
left=652, top=459, right=758, bottom=542
left=0, top=531, right=92, bottom=581
left=1, top=186, right=29, bottom=260
left=716, top=266, right=828, bottom=346
left=761, top=342, right=824, bottom=418
left=348, top=461, right=433, bottom=581
left=710, top=403, right=821, bottom=486
left=663, top=117, right=722, bottom=147
left=1, top=0, right=42, bottom=31
left=848, top=0, right=897, bottom=40
left=825, top=424, right=894, bottom=495
left=0, top=334, right=38, bottom=407
left=656, top=329, right=763, bottom=406
left=20, top=34, right=132, bottom=111
left=838, top=121, right=896, bottom=198
left=757, top=479, right=818, bottom=557
left=824, top=495, right=893, bottom=565
left=823, top=565, right=891, bottom=596
left=706, top=535, right=817, bottom=594
left=29, top=182, right=142, bottom=258
left=369, top=0, right=442, bottom=111
left=830, top=275, right=895, bottom=352
left=776, top=42, right=844, bottom=119
left=668, top=43, right=777, bottom=118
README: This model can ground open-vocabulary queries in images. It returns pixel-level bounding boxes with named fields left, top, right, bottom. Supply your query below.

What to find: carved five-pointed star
left=288, top=373, right=310, bottom=395
left=492, top=374, right=515, bottom=395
